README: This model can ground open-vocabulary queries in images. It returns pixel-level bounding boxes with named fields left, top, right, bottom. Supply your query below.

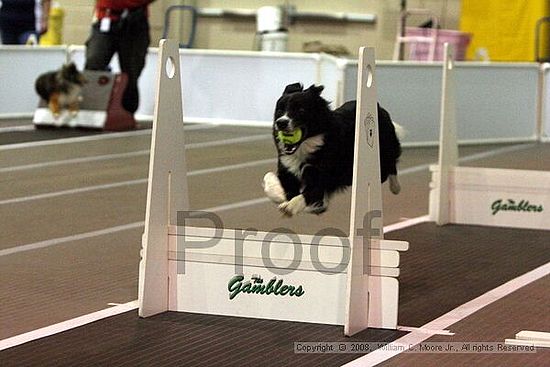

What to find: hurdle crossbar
left=138, top=40, right=409, bottom=336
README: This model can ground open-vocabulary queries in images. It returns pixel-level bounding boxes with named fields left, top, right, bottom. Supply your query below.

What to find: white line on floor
left=396, top=326, right=455, bottom=336
left=0, top=123, right=217, bottom=151
left=458, top=143, right=536, bottom=163
left=399, top=143, right=535, bottom=176
left=186, top=134, right=270, bottom=149
left=0, top=142, right=528, bottom=205
left=188, top=158, right=275, bottom=176
left=0, top=125, right=36, bottom=133
left=0, top=222, right=144, bottom=257
left=202, top=197, right=271, bottom=213
left=0, top=158, right=276, bottom=205
left=0, top=143, right=544, bottom=351
left=0, top=213, right=431, bottom=349
left=0, top=207, right=427, bottom=258
left=383, top=215, right=430, bottom=233
left=0, top=300, right=139, bottom=351
left=2, top=218, right=547, bottom=355
left=182, top=123, right=220, bottom=131
left=0, top=135, right=272, bottom=174
left=1, top=141, right=532, bottom=175
left=0, top=129, right=151, bottom=151
left=343, top=261, right=550, bottom=367
left=0, top=143, right=529, bottom=252
left=0, top=150, right=149, bottom=174
left=0, top=195, right=275, bottom=257
left=0, top=179, right=148, bottom=205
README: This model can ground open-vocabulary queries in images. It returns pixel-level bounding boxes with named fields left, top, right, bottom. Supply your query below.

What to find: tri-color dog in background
left=263, top=83, right=402, bottom=217
left=35, top=62, right=87, bottom=117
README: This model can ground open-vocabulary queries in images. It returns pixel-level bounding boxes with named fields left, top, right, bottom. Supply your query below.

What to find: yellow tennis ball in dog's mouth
left=277, top=128, right=302, bottom=145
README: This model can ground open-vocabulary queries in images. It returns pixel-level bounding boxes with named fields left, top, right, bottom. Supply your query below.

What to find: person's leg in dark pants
left=117, top=10, right=150, bottom=114
left=0, top=29, right=19, bottom=44
left=0, top=25, right=28, bottom=44
left=85, top=23, right=117, bottom=71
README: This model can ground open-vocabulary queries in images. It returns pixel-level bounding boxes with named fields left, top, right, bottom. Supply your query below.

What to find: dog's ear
left=283, top=83, right=304, bottom=95
left=63, top=62, right=77, bottom=73
left=306, top=85, right=324, bottom=95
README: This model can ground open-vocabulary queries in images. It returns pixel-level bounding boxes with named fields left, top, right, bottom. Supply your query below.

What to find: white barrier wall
left=0, top=46, right=68, bottom=117
left=177, top=50, right=322, bottom=125
left=343, top=61, right=540, bottom=145
left=70, top=47, right=323, bottom=124
left=0, top=45, right=545, bottom=146
left=455, top=64, right=538, bottom=143
left=317, top=53, right=347, bottom=109
left=344, top=62, right=443, bottom=145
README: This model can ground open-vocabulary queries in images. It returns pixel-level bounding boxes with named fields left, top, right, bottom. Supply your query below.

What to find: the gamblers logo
left=491, top=199, right=543, bottom=216
left=227, top=275, right=305, bottom=300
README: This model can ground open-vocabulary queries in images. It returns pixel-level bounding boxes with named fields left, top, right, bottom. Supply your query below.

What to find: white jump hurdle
left=138, top=39, right=409, bottom=336
left=430, top=44, right=550, bottom=230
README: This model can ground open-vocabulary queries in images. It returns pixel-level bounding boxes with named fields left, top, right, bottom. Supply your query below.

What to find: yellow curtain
left=460, top=0, right=550, bottom=61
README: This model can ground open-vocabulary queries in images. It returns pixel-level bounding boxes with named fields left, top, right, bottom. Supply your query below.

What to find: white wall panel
left=0, top=46, right=68, bottom=116
left=344, top=61, right=539, bottom=145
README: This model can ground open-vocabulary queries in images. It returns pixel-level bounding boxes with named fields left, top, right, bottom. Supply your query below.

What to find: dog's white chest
left=280, top=154, right=304, bottom=178
left=280, top=134, right=324, bottom=178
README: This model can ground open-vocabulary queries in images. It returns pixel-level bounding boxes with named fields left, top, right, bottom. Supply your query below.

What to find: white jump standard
left=430, top=43, right=550, bottom=230
left=138, top=39, right=409, bottom=336
left=505, top=330, right=550, bottom=348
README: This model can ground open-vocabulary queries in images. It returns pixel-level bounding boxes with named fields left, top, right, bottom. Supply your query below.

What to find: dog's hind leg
left=389, top=174, right=401, bottom=194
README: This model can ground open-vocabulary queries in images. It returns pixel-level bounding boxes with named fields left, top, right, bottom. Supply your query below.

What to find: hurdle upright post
left=345, top=47, right=384, bottom=336
left=433, top=43, right=458, bottom=225
left=139, top=39, right=190, bottom=317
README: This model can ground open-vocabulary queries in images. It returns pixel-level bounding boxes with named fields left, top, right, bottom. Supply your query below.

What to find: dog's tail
left=392, top=121, right=406, bottom=140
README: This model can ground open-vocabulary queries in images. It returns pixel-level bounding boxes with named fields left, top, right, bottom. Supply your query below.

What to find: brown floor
left=381, top=276, right=550, bottom=367
left=0, top=122, right=549, bottom=366
left=0, top=310, right=403, bottom=367
left=1, top=223, right=548, bottom=367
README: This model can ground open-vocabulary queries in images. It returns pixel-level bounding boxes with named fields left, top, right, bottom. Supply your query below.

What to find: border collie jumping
left=263, top=83, right=402, bottom=217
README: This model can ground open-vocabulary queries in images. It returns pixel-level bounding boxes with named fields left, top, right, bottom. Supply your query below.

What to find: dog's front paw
left=262, top=172, right=286, bottom=204
left=278, top=195, right=306, bottom=217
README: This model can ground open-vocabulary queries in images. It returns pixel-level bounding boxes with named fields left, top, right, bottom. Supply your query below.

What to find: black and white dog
left=263, top=83, right=402, bottom=217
